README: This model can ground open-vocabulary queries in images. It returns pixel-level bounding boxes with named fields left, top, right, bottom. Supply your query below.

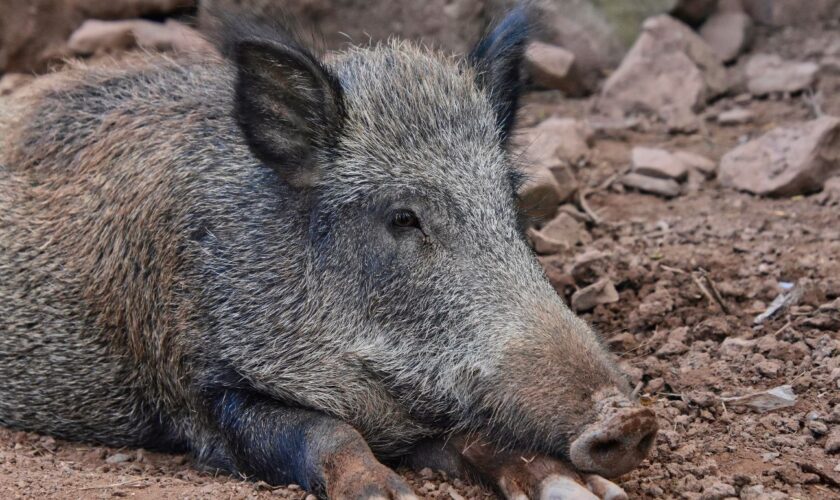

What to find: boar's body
left=0, top=14, right=656, bottom=498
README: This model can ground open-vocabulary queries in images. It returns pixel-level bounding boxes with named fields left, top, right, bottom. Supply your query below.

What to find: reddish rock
left=571, top=278, right=619, bottom=312
left=524, top=41, right=585, bottom=96
left=632, top=147, right=689, bottom=180
left=518, top=166, right=564, bottom=222
left=0, top=73, right=34, bottom=96
left=717, top=107, right=754, bottom=125
left=68, top=19, right=212, bottom=56
left=528, top=213, right=591, bottom=255
left=699, top=10, right=754, bottom=63
left=745, top=53, right=819, bottom=95
left=515, top=117, right=592, bottom=169
left=599, top=15, right=728, bottom=131
left=719, top=116, right=840, bottom=196
left=675, top=151, right=717, bottom=177
left=621, top=173, right=682, bottom=198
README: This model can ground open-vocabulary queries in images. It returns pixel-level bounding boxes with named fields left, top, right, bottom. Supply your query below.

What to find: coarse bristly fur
left=0, top=6, right=640, bottom=495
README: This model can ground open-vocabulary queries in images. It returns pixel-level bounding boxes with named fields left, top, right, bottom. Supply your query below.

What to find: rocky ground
left=2, top=0, right=840, bottom=499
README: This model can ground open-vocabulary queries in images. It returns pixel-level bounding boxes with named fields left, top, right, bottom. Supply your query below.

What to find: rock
left=524, top=41, right=585, bottom=96
left=816, top=176, right=840, bottom=206
left=105, top=453, right=132, bottom=464
left=632, top=147, right=689, bottom=180
left=570, top=250, right=611, bottom=284
left=701, top=481, right=737, bottom=500
left=0, top=0, right=196, bottom=73
left=675, top=151, right=717, bottom=177
left=518, top=166, right=563, bottom=221
left=0, top=73, right=34, bottom=96
left=826, top=429, right=840, bottom=454
left=719, top=337, right=756, bottom=358
left=547, top=163, right=580, bottom=204
left=745, top=53, right=819, bottom=95
left=717, top=107, right=755, bottom=125
left=755, top=359, right=782, bottom=377
left=742, top=0, right=840, bottom=26
left=621, top=173, right=682, bottom=198
left=68, top=19, right=212, bottom=56
left=528, top=213, right=591, bottom=254
left=699, top=11, right=754, bottom=63
left=657, top=327, right=690, bottom=356
left=571, top=278, right=619, bottom=312
left=599, top=15, right=728, bottom=131
left=521, top=0, right=680, bottom=94
left=718, top=116, right=840, bottom=196
left=516, top=118, right=593, bottom=169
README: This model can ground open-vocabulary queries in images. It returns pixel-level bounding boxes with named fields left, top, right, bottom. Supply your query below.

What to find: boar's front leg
left=200, top=389, right=417, bottom=499
left=406, top=437, right=627, bottom=500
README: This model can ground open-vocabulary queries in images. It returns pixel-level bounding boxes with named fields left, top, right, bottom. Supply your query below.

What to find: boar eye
left=391, top=209, right=420, bottom=229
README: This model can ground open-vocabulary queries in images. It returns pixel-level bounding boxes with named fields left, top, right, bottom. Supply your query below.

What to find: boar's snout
left=569, top=403, right=658, bottom=478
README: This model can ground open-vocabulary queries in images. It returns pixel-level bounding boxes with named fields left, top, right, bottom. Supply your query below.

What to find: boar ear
left=469, top=7, right=530, bottom=143
left=234, top=40, right=344, bottom=189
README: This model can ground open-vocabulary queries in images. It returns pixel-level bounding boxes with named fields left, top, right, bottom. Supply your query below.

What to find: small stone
left=419, top=467, right=434, bottom=479
left=0, top=73, right=35, bottom=96
left=518, top=166, right=563, bottom=221
left=701, top=481, right=736, bottom=500
left=515, top=117, right=593, bottom=169
left=571, top=278, right=619, bottom=312
left=547, top=163, right=579, bottom=204
left=105, top=453, right=132, bottom=464
left=826, top=429, right=840, bottom=454
left=700, top=11, right=753, bottom=62
left=806, top=419, right=828, bottom=436
left=719, top=337, right=755, bottom=358
left=68, top=19, right=212, bottom=56
left=675, top=151, right=717, bottom=177
left=657, top=327, right=690, bottom=356
left=755, top=359, right=782, bottom=377
left=717, top=108, right=755, bottom=126
left=745, top=53, right=819, bottom=95
left=632, top=147, right=688, bottom=180
left=529, top=213, right=591, bottom=254
left=524, top=41, right=584, bottom=96
left=621, top=173, right=682, bottom=198
left=647, top=377, right=666, bottom=393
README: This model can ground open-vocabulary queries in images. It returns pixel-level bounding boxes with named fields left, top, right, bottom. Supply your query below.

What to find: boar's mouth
left=347, top=351, right=464, bottom=430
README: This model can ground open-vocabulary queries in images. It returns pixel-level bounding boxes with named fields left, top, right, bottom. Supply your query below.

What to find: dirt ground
left=1, top=18, right=839, bottom=500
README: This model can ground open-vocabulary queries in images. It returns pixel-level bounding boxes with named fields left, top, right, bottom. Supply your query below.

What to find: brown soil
left=2, top=20, right=840, bottom=500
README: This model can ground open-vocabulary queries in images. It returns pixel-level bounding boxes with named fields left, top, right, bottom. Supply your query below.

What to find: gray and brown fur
left=0, top=9, right=655, bottom=497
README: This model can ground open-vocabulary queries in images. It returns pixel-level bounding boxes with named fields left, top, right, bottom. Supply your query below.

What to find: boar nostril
left=591, top=438, right=621, bottom=457
left=569, top=407, right=659, bottom=478
left=637, top=430, right=656, bottom=454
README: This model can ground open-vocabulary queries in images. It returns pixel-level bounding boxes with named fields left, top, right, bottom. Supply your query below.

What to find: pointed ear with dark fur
left=469, top=7, right=530, bottom=143
left=234, top=40, right=344, bottom=189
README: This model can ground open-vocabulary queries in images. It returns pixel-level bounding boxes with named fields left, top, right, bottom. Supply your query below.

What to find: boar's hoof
left=492, top=455, right=627, bottom=500
left=569, top=407, right=658, bottom=478
left=326, top=458, right=418, bottom=500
